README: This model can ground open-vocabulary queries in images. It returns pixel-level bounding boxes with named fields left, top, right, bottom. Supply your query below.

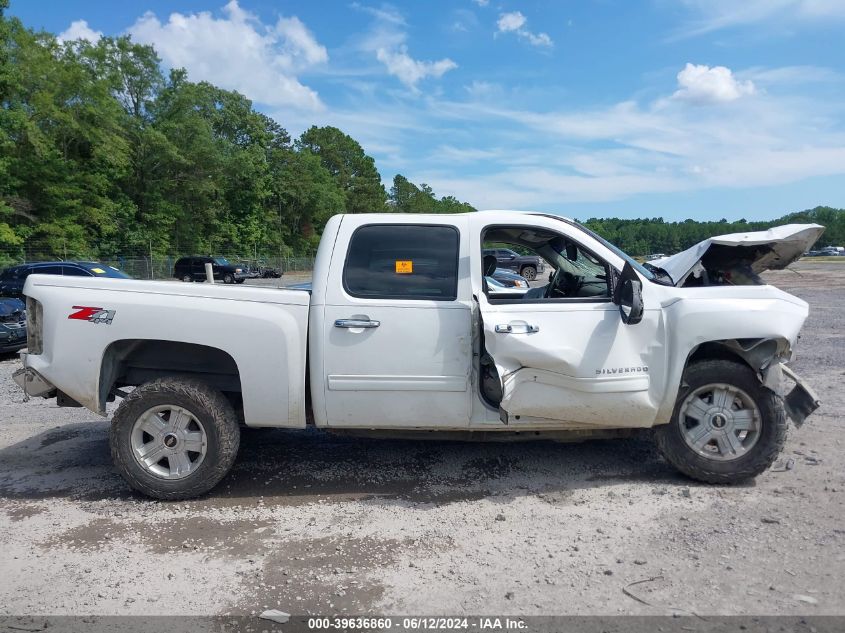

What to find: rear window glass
left=62, top=266, right=89, bottom=277
left=34, top=265, right=62, bottom=275
left=343, top=224, right=460, bottom=301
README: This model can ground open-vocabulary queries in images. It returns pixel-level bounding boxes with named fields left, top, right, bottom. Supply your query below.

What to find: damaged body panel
left=651, top=224, right=824, bottom=287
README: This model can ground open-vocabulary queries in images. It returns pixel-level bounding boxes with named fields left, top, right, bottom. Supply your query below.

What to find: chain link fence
left=0, top=246, right=315, bottom=280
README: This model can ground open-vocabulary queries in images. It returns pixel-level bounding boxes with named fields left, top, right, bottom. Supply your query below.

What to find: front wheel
left=521, top=265, right=537, bottom=281
left=110, top=378, right=240, bottom=500
left=223, top=273, right=234, bottom=284
left=654, top=359, right=787, bottom=484
left=181, top=274, right=193, bottom=283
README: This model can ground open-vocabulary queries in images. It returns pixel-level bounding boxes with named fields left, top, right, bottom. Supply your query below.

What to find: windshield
left=558, top=218, right=657, bottom=282
left=214, top=257, right=230, bottom=266
left=81, top=263, right=131, bottom=278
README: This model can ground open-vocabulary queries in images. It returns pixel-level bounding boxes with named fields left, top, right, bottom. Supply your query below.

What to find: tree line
left=0, top=3, right=474, bottom=265
left=580, top=206, right=843, bottom=256
left=1, top=2, right=841, bottom=266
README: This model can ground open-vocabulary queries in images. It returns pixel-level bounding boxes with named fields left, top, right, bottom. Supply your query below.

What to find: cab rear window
left=343, top=224, right=460, bottom=301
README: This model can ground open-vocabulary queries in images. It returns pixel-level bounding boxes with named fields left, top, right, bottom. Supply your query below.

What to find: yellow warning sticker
left=91, top=268, right=106, bottom=274
left=395, top=260, right=413, bottom=274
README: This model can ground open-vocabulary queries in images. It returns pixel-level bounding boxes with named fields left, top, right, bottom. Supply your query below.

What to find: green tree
left=298, top=126, right=387, bottom=213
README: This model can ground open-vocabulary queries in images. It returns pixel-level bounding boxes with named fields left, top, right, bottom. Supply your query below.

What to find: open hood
left=650, top=224, right=825, bottom=286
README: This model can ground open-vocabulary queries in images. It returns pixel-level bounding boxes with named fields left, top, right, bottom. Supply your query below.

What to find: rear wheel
left=181, top=274, right=193, bottom=283
left=110, top=378, right=240, bottom=500
left=654, top=359, right=786, bottom=484
left=521, top=265, right=537, bottom=281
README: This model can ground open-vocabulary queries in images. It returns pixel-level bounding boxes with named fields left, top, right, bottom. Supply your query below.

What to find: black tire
left=235, top=279, right=245, bottom=284
left=521, top=265, right=537, bottom=281
left=110, top=378, right=240, bottom=500
left=223, top=273, right=234, bottom=284
left=654, top=359, right=787, bottom=484
left=181, top=274, right=193, bottom=283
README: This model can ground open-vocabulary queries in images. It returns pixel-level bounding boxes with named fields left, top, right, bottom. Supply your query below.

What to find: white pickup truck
left=14, top=211, right=822, bottom=499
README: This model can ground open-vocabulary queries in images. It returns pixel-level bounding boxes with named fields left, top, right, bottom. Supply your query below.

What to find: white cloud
left=355, top=4, right=457, bottom=89
left=377, top=60, right=845, bottom=210
left=128, top=1, right=326, bottom=110
left=473, top=0, right=490, bottom=6
left=497, top=11, right=527, bottom=32
left=275, top=16, right=328, bottom=67
left=496, top=11, right=553, bottom=48
left=376, top=47, right=457, bottom=89
left=741, top=65, right=841, bottom=85
left=674, top=0, right=845, bottom=38
left=672, top=63, right=756, bottom=104
left=57, top=20, right=103, bottom=43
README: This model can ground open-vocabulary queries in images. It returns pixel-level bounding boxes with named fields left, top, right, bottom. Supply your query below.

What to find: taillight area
left=26, top=296, right=43, bottom=354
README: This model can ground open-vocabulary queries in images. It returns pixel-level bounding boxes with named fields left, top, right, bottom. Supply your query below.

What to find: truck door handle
left=335, top=318, right=380, bottom=329
left=495, top=323, right=539, bottom=334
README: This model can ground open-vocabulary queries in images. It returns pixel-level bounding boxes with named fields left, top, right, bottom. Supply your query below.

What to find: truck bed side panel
left=23, top=276, right=309, bottom=428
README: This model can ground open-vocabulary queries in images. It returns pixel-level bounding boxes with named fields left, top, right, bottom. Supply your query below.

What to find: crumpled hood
left=0, top=297, right=25, bottom=317
left=651, top=224, right=825, bottom=285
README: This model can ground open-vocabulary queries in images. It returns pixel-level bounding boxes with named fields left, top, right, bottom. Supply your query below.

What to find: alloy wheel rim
left=679, top=382, right=761, bottom=462
left=130, top=405, right=208, bottom=479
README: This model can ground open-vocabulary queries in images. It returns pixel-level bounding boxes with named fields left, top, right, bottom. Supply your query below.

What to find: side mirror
left=565, top=242, right=578, bottom=261
left=617, top=279, right=643, bottom=325
left=613, top=262, right=644, bottom=325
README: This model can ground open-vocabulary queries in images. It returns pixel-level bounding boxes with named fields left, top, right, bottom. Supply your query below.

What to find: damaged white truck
left=14, top=212, right=822, bottom=499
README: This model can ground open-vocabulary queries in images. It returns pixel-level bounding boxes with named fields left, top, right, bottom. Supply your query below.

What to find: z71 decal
left=68, top=306, right=116, bottom=325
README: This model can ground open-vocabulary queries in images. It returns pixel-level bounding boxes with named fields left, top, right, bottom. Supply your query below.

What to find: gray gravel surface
left=0, top=262, right=843, bottom=616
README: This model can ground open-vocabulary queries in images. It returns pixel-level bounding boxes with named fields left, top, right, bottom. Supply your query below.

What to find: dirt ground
left=0, top=261, right=843, bottom=618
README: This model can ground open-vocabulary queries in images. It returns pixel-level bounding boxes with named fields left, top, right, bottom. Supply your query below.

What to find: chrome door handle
left=335, top=319, right=380, bottom=328
left=495, top=323, right=539, bottom=334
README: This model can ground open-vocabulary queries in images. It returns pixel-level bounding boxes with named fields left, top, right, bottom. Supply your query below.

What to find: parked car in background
left=236, top=262, right=260, bottom=279
left=0, top=262, right=130, bottom=298
left=173, top=256, right=247, bottom=284
left=490, top=267, right=529, bottom=289
left=485, top=275, right=529, bottom=298
left=258, top=264, right=282, bottom=278
left=645, top=253, right=666, bottom=261
left=482, top=247, right=546, bottom=280
left=0, top=297, right=27, bottom=353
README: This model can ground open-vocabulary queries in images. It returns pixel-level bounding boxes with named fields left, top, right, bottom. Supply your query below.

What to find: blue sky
left=11, top=0, right=845, bottom=220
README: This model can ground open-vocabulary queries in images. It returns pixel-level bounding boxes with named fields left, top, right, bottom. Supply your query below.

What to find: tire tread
left=654, top=359, right=787, bottom=484
left=109, top=377, right=240, bottom=500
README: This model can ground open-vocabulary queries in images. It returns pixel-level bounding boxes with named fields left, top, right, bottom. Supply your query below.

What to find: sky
left=10, top=0, right=845, bottom=221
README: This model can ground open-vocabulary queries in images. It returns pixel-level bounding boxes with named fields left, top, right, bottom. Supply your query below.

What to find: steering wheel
left=545, top=267, right=584, bottom=298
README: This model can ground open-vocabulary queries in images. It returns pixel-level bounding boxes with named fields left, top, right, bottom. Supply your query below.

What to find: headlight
left=517, top=280, right=528, bottom=287
left=235, top=268, right=242, bottom=273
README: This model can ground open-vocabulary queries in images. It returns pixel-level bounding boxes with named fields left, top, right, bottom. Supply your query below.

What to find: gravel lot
left=0, top=262, right=843, bottom=617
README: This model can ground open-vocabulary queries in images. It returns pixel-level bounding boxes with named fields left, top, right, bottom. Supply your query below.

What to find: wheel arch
left=99, top=339, right=242, bottom=412
left=684, top=337, right=791, bottom=376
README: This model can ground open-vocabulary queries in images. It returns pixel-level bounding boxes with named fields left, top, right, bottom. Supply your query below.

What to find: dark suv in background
left=482, top=248, right=546, bottom=280
left=173, top=256, right=247, bottom=284
left=0, top=261, right=130, bottom=298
